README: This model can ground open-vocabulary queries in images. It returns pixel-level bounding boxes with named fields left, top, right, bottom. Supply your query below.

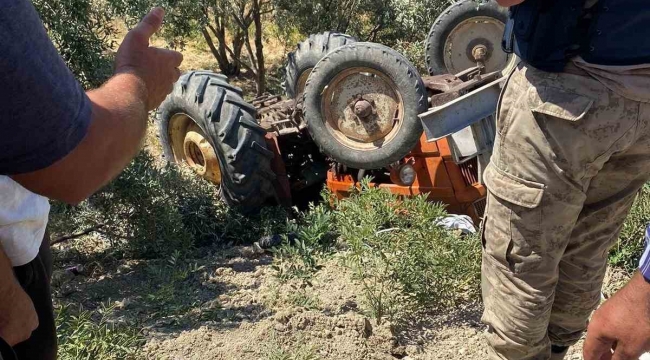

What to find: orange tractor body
left=326, top=134, right=487, bottom=223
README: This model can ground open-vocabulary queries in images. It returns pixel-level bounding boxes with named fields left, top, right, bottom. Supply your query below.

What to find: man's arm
left=0, top=245, right=38, bottom=346
left=11, top=8, right=182, bottom=204
left=496, top=0, right=526, bottom=6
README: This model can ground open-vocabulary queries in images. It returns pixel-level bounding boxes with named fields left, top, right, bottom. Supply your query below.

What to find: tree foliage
left=108, top=0, right=272, bottom=95
left=32, top=0, right=116, bottom=88
left=274, top=0, right=451, bottom=46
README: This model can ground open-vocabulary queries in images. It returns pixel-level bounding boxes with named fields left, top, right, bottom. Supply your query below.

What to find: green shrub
left=33, top=0, right=116, bottom=88
left=335, top=179, right=482, bottom=323
left=49, top=151, right=288, bottom=259
left=272, top=198, right=336, bottom=282
left=56, top=304, right=144, bottom=360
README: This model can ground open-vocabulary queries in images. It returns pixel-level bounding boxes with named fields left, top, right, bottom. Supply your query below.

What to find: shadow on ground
left=52, top=244, right=276, bottom=336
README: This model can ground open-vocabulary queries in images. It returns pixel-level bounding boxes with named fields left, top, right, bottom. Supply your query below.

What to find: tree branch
left=224, top=43, right=256, bottom=75
left=51, top=224, right=106, bottom=246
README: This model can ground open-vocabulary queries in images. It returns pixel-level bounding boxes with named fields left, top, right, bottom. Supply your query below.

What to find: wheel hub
left=444, top=16, right=515, bottom=74
left=168, top=114, right=222, bottom=184
left=321, top=67, right=403, bottom=149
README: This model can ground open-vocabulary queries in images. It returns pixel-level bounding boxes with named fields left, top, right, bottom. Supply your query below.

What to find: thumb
left=132, top=7, right=165, bottom=43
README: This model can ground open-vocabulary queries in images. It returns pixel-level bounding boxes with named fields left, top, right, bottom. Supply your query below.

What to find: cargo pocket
left=483, top=164, right=546, bottom=274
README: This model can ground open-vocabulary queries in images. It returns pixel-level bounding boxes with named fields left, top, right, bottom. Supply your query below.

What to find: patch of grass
left=610, top=184, right=650, bottom=272
left=263, top=338, right=320, bottom=360
left=335, top=179, right=482, bottom=323
left=288, top=289, right=321, bottom=310
left=56, top=304, right=144, bottom=360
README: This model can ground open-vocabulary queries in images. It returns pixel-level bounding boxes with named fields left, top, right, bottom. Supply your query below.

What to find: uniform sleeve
left=0, top=0, right=93, bottom=175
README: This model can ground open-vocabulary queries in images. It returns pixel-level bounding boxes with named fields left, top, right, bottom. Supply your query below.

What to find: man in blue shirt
left=0, top=1, right=182, bottom=358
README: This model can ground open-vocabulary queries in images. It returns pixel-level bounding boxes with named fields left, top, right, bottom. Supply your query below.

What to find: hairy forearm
left=12, top=73, right=148, bottom=204
left=496, top=0, right=525, bottom=6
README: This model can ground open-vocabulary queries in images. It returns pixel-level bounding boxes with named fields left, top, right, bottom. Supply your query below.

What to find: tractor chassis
left=253, top=66, right=501, bottom=222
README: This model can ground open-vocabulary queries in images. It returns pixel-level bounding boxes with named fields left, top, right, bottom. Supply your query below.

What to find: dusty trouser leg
left=482, top=63, right=641, bottom=360
left=549, top=131, right=650, bottom=348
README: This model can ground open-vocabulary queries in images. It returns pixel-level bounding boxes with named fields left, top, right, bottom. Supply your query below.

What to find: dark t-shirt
left=0, top=0, right=92, bottom=175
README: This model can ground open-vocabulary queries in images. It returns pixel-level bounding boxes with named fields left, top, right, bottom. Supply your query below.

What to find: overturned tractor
left=156, top=0, right=513, bottom=223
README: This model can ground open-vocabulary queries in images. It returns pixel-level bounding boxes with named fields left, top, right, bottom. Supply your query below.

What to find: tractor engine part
left=303, top=42, right=429, bottom=170
left=283, top=32, right=357, bottom=99
left=157, top=71, right=276, bottom=213
left=425, top=0, right=515, bottom=76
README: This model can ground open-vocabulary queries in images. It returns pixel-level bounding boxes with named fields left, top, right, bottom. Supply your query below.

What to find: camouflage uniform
left=481, top=61, right=650, bottom=359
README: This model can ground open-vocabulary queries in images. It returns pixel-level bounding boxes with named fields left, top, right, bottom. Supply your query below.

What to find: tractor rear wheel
left=283, top=32, right=357, bottom=99
left=157, top=71, right=276, bottom=213
left=425, top=0, right=514, bottom=76
left=303, top=42, right=428, bottom=170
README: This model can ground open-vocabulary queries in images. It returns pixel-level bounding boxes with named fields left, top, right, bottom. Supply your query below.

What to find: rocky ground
left=51, top=240, right=633, bottom=360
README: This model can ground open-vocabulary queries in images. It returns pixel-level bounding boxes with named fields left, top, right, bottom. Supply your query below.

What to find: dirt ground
left=52, top=238, right=632, bottom=360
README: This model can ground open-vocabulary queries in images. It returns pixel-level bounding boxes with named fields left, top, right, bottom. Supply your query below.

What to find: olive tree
left=109, top=0, right=273, bottom=95
left=274, top=0, right=451, bottom=47
left=32, top=0, right=116, bottom=88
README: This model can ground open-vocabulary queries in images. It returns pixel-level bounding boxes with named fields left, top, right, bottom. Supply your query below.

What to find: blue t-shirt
left=0, top=0, right=92, bottom=175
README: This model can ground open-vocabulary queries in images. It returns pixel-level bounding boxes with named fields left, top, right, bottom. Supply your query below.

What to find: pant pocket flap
left=529, top=86, right=594, bottom=122
left=484, top=164, right=545, bottom=208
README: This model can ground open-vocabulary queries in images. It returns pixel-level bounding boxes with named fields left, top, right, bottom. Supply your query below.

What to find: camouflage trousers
left=482, top=62, right=650, bottom=360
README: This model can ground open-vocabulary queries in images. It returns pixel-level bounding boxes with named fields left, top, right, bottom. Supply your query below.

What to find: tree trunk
left=207, top=23, right=240, bottom=76
left=253, top=0, right=266, bottom=95
left=201, top=27, right=231, bottom=74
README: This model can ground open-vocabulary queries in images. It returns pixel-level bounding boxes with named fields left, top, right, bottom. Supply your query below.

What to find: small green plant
left=335, top=179, right=482, bottom=323
left=272, top=199, right=337, bottom=282
left=56, top=304, right=144, bottom=360
left=288, top=289, right=321, bottom=310
left=264, top=338, right=320, bottom=360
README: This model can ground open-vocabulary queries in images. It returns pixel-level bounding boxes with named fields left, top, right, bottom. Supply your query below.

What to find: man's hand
left=0, top=247, right=38, bottom=346
left=114, top=7, right=183, bottom=110
left=584, top=273, right=650, bottom=360
left=13, top=7, right=185, bottom=204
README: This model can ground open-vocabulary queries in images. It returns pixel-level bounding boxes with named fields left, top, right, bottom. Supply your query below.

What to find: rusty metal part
left=443, top=16, right=515, bottom=75
left=354, top=99, right=374, bottom=119
left=254, top=94, right=306, bottom=136
left=425, top=70, right=501, bottom=108
left=321, top=67, right=404, bottom=149
left=264, top=133, right=292, bottom=207
left=424, top=74, right=464, bottom=94
left=472, top=45, right=488, bottom=62
left=168, top=114, right=222, bottom=184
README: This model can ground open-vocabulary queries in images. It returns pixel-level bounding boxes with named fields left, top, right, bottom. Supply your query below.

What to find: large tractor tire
left=425, top=0, right=514, bottom=75
left=303, top=42, right=428, bottom=170
left=157, top=71, right=276, bottom=213
left=283, top=32, right=357, bottom=99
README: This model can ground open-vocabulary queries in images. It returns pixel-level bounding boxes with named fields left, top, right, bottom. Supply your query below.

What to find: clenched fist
left=115, top=8, right=183, bottom=111
left=0, top=280, right=38, bottom=346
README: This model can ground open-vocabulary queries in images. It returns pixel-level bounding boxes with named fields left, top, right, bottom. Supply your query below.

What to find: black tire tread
left=283, top=32, right=357, bottom=98
left=157, top=71, right=275, bottom=212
